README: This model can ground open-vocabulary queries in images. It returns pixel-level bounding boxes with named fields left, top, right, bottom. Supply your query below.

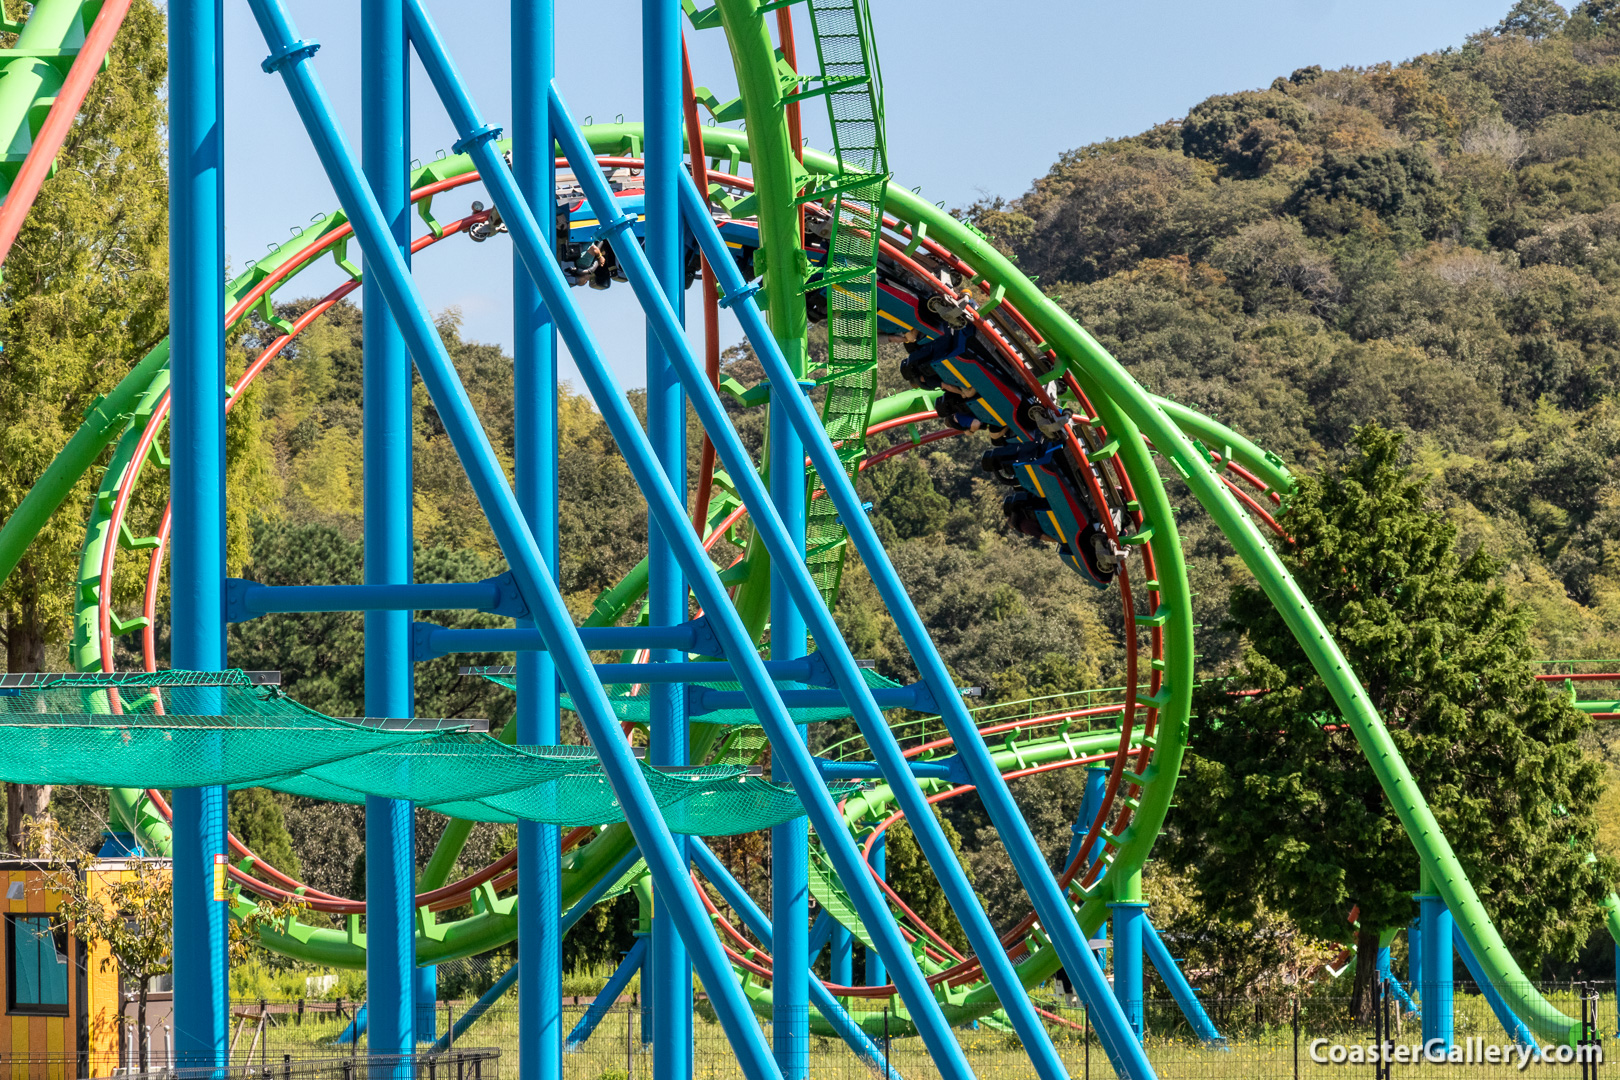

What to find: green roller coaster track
left=0, top=0, right=1601, bottom=1050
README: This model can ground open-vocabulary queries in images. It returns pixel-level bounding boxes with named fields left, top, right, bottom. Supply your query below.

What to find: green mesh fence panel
left=709, top=728, right=768, bottom=766
left=807, top=841, right=878, bottom=953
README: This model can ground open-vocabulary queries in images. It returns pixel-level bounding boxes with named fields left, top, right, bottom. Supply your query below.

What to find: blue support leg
left=1375, top=947, right=1417, bottom=1016
left=1418, top=891, right=1454, bottom=1051
left=643, top=2, right=691, bottom=1076
left=567, top=940, right=649, bottom=1050
left=241, top=8, right=783, bottom=1077
left=361, top=0, right=415, bottom=1066
left=830, top=923, right=852, bottom=989
left=1109, top=898, right=1146, bottom=1039
left=864, top=829, right=885, bottom=988
left=676, top=165, right=1156, bottom=1080
left=512, top=1, right=561, bottom=1079
left=807, top=911, right=833, bottom=965
left=432, top=964, right=522, bottom=1054
left=1141, top=919, right=1223, bottom=1047
left=768, top=355, right=811, bottom=1080
left=1452, top=926, right=1535, bottom=1048
left=1408, top=919, right=1421, bottom=1007
left=168, top=0, right=228, bottom=1068
left=1068, top=766, right=1109, bottom=870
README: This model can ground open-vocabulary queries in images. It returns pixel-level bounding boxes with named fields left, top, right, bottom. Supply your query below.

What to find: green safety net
left=481, top=665, right=904, bottom=727
left=0, top=671, right=865, bottom=836
left=0, top=672, right=440, bottom=787
left=661, top=775, right=867, bottom=836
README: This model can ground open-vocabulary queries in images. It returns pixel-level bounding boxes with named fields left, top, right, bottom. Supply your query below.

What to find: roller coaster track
left=0, top=0, right=1596, bottom=1051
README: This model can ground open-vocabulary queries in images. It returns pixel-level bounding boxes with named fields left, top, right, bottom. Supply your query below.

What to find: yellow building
left=0, top=847, right=170, bottom=1080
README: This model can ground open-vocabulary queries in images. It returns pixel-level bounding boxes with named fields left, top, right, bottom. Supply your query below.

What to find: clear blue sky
left=221, top=0, right=1515, bottom=394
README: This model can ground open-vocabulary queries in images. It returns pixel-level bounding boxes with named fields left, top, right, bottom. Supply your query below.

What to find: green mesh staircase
left=800, top=0, right=890, bottom=607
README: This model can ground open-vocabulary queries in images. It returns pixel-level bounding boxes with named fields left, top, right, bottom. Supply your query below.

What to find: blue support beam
left=1141, top=919, right=1223, bottom=1047
left=1109, top=896, right=1147, bottom=1038
left=678, top=164, right=1155, bottom=1080
left=414, top=621, right=713, bottom=658
left=431, top=964, right=522, bottom=1053
left=1375, top=947, right=1418, bottom=1016
left=242, top=4, right=784, bottom=1076
left=1451, top=926, right=1535, bottom=1047
left=1068, top=767, right=1109, bottom=870
left=416, top=966, right=438, bottom=1044
left=1408, top=919, right=1422, bottom=1004
left=361, top=0, right=415, bottom=1066
left=226, top=577, right=525, bottom=620
left=168, top=0, right=228, bottom=1067
left=512, top=0, right=561, bottom=1078
left=807, top=910, right=833, bottom=964
left=562, top=848, right=643, bottom=935
left=567, top=940, right=649, bottom=1050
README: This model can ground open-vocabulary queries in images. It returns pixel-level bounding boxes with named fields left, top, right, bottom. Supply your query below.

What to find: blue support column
left=863, top=829, right=885, bottom=987
left=361, top=0, right=416, bottom=1066
left=768, top=359, right=811, bottom=1076
left=1408, top=919, right=1421, bottom=1002
left=643, top=1, right=691, bottom=1077
left=1417, top=887, right=1454, bottom=1051
left=830, top=924, right=852, bottom=988
left=1109, top=868, right=1146, bottom=1040
left=168, top=0, right=228, bottom=1067
left=1068, top=766, right=1109, bottom=870
left=415, top=966, right=437, bottom=1043
left=512, top=1, right=561, bottom=1079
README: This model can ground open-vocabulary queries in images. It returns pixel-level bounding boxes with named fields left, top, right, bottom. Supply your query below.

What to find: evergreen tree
left=229, top=788, right=302, bottom=881
left=1165, top=425, right=1611, bottom=1017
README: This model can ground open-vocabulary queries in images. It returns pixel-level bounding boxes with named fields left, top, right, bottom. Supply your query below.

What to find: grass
left=220, top=985, right=1616, bottom=1080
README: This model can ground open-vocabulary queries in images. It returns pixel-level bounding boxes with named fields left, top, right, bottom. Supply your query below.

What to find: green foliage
left=1165, top=427, right=1613, bottom=982
left=0, top=0, right=167, bottom=671
left=1498, top=0, right=1571, bottom=39
left=230, top=788, right=302, bottom=882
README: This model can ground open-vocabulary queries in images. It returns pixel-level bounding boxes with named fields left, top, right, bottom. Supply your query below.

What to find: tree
left=1497, top=0, right=1569, bottom=38
left=229, top=789, right=302, bottom=882
left=0, top=0, right=167, bottom=843
left=1164, top=426, right=1611, bottom=1019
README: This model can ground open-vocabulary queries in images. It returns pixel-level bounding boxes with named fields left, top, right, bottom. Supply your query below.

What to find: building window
left=7, top=914, right=69, bottom=1015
